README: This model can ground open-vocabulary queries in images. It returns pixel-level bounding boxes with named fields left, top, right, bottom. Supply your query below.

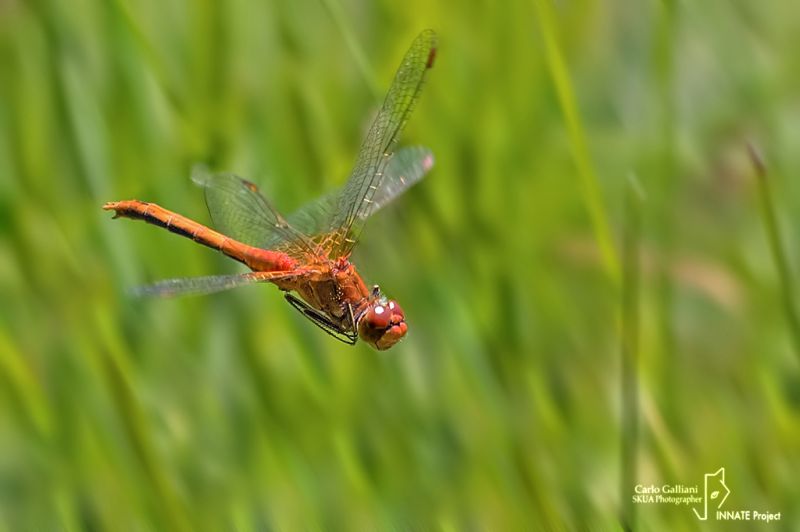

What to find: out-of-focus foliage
left=1, top=0, right=799, bottom=529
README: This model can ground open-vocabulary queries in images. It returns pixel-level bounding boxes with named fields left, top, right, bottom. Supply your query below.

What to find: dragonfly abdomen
left=103, top=200, right=297, bottom=272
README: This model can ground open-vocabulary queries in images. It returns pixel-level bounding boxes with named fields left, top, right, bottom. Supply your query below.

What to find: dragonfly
left=103, top=30, right=437, bottom=350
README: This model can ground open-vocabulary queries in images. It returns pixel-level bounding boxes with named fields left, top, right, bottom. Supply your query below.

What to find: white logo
left=692, top=467, right=730, bottom=520
left=632, top=467, right=781, bottom=523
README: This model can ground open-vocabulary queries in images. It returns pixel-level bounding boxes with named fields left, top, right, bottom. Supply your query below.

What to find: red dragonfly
left=103, top=30, right=436, bottom=350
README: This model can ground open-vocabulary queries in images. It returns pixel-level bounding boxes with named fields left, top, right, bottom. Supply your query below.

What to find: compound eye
left=358, top=299, right=407, bottom=350
left=367, top=304, right=391, bottom=330
left=386, top=300, right=404, bottom=319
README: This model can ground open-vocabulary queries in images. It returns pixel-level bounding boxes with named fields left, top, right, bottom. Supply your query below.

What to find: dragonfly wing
left=191, top=165, right=314, bottom=255
left=130, top=270, right=303, bottom=298
left=366, top=145, right=434, bottom=216
left=280, top=193, right=336, bottom=247
left=285, top=146, right=434, bottom=239
left=323, top=30, right=437, bottom=256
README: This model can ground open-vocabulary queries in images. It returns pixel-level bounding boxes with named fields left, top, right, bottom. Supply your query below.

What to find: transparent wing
left=368, top=146, right=434, bottom=214
left=284, top=146, right=434, bottom=240
left=191, top=165, right=314, bottom=257
left=322, top=30, right=437, bottom=256
left=130, top=270, right=301, bottom=298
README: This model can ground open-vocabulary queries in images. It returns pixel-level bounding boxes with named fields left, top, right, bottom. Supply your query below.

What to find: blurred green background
left=2, top=0, right=800, bottom=529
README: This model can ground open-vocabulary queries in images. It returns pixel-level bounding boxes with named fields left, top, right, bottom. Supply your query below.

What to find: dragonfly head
left=358, top=287, right=407, bottom=350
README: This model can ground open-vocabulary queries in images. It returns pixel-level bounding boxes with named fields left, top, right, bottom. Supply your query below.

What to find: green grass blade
left=318, top=0, right=380, bottom=99
left=532, top=0, right=620, bottom=284
left=95, top=310, right=192, bottom=532
left=750, top=143, right=800, bottom=362
left=620, top=175, right=644, bottom=530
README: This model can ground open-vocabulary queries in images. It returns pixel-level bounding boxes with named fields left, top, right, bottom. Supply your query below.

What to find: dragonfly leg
left=284, top=294, right=358, bottom=345
left=346, top=302, right=358, bottom=334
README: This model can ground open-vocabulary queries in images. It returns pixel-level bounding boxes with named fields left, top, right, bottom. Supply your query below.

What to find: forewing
left=323, top=30, right=436, bottom=256
left=285, top=146, right=434, bottom=239
left=130, top=270, right=302, bottom=298
left=191, top=165, right=314, bottom=256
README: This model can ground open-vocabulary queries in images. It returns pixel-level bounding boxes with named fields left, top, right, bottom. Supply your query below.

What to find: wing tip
left=126, top=285, right=152, bottom=299
left=422, top=152, right=435, bottom=172
left=418, top=29, right=438, bottom=69
left=190, top=163, right=212, bottom=186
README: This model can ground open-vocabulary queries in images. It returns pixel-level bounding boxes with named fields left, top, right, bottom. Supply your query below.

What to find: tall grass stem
left=532, top=0, right=620, bottom=284
left=749, top=143, right=800, bottom=362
